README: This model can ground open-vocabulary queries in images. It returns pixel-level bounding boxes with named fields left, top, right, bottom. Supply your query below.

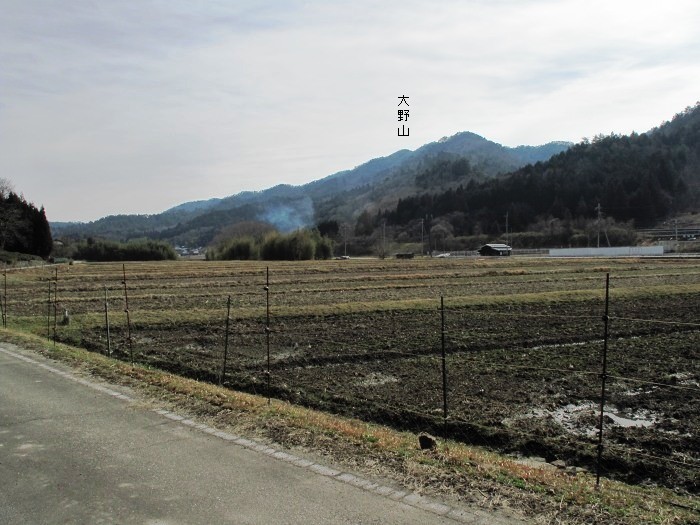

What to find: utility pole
left=596, top=202, right=602, bottom=249
left=663, top=218, right=680, bottom=254
left=505, top=211, right=509, bottom=246
left=420, top=218, right=425, bottom=255
left=426, top=214, right=433, bottom=257
left=675, top=219, right=678, bottom=243
left=382, top=220, right=386, bottom=259
left=673, top=218, right=679, bottom=254
left=343, top=224, right=348, bottom=256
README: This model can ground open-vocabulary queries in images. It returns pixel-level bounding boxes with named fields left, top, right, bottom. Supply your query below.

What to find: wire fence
left=2, top=261, right=699, bottom=493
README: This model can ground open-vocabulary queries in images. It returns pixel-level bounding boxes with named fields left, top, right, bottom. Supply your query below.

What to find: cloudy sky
left=2, top=1, right=699, bottom=222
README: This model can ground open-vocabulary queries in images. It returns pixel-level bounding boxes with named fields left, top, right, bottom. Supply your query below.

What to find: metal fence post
left=47, top=279, right=51, bottom=340
left=220, top=295, right=231, bottom=385
left=122, top=264, right=134, bottom=363
left=52, top=268, right=58, bottom=347
left=2, top=269, right=7, bottom=328
left=104, top=286, right=112, bottom=356
left=0, top=272, right=5, bottom=329
left=441, top=294, right=448, bottom=438
left=596, top=273, right=611, bottom=487
left=264, top=267, right=271, bottom=404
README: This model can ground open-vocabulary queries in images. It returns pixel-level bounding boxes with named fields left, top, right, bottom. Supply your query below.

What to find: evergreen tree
left=0, top=190, right=53, bottom=258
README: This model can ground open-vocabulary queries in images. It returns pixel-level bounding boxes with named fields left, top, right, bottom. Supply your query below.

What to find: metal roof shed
left=478, top=243, right=512, bottom=256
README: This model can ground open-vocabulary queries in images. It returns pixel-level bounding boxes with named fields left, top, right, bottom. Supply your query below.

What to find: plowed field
left=5, top=256, right=699, bottom=492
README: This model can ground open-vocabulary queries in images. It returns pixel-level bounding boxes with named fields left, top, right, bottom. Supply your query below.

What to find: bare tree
left=0, top=178, right=14, bottom=198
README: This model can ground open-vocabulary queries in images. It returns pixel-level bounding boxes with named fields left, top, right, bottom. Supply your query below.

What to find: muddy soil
left=76, top=294, right=700, bottom=492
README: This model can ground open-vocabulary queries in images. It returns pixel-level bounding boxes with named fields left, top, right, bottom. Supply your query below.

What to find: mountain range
left=52, top=102, right=700, bottom=249
left=51, top=132, right=571, bottom=246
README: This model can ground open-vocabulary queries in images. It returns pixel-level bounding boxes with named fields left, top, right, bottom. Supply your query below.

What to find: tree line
left=69, top=238, right=177, bottom=262
left=0, top=180, right=53, bottom=258
left=379, top=104, right=700, bottom=238
left=207, top=228, right=333, bottom=261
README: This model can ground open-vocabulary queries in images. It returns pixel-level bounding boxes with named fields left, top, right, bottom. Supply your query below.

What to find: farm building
left=478, top=243, right=512, bottom=256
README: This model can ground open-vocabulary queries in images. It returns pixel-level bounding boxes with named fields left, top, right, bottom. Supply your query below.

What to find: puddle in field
left=598, top=408, right=656, bottom=429
left=507, top=402, right=658, bottom=437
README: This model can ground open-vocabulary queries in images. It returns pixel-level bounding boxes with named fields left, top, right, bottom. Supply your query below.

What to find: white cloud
left=1, top=0, right=699, bottom=221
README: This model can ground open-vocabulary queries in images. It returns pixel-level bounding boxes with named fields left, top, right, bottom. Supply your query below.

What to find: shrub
left=73, top=239, right=177, bottom=261
left=215, top=237, right=258, bottom=260
left=211, top=229, right=333, bottom=261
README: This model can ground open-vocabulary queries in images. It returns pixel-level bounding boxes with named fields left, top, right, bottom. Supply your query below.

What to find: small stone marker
left=551, top=459, right=567, bottom=469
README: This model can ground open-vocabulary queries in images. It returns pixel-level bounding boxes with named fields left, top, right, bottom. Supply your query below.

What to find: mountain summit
left=51, top=131, right=572, bottom=245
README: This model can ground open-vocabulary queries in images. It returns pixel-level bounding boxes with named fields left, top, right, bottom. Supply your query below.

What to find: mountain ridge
left=51, top=131, right=572, bottom=244
left=381, top=102, right=700, bottom=243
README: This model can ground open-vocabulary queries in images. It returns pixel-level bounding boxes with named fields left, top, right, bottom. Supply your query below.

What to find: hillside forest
left=11, top=103, right=700, bottom=261
left=217, top=102, right=700, bottom=257
left=368, top=103, right=700, bottom=253
left=0, top=179, right=53, bottom=260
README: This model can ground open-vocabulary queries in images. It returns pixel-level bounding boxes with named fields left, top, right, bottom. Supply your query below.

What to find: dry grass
left=1, top=329, right=697, bottom=525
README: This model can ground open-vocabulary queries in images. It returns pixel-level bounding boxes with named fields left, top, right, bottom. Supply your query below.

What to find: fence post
left=47, top=279, right=52, bottom=340
left=122, top=264, right=134, bottom=363
left=104, top=286, right=112, bottom=356
left=0, top=271, right=5, bottom=329
left=264, top=267, right=271, bottom=404
left=53, top=268, right=58, bottom=347
left=2, top=269, right=6, bottom=328
left=220, top=295, right=231, bottom=385
left=440, top=295, right=449, bottom=438
left=596, top=273, right=611, bottom=487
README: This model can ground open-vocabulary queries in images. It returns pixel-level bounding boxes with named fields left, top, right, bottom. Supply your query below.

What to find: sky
left=1, top=1, right=699, bottom=222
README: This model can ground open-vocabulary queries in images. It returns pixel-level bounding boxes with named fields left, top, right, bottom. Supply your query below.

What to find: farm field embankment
left=4, top=256, right=699, bottom=493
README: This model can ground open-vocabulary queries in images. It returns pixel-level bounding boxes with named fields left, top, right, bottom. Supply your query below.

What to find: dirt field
left=5, top=256, right=699, bottom=492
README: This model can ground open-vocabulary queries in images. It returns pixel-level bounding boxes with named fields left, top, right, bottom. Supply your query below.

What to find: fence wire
left=2, top=262, right=699, bottom=494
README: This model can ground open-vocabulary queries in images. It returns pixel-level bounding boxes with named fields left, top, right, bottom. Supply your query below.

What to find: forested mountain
left=0, top=181, right=53, bottom=258
left=383, top=103, right=700, bottom=237
left=51, top=103, right=700, bottom=252
left=51, top=132, right=569, bottom=246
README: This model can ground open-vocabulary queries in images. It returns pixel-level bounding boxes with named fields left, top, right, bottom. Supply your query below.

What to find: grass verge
left=1, top=328, right=698, bottom=525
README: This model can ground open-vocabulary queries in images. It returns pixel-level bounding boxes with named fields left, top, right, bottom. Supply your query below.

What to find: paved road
left=0, top=343, right=511, bottom=525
